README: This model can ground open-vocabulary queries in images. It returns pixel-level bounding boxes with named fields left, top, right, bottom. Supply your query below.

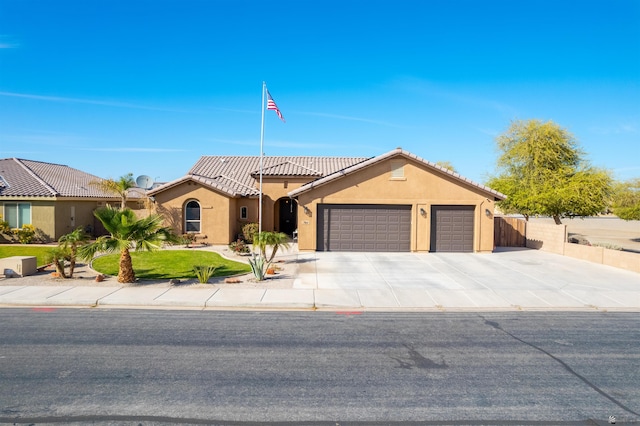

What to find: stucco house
left=149, top=148, right=506, bottom=252
left=0, top=158, right=144, bottom=241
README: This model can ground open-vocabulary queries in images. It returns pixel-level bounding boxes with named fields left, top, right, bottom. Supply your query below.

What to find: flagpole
left=259, top=81, right=266, bottom=235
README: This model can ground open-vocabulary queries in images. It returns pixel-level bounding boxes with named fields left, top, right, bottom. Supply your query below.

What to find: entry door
left=279, top=198, right=297, bottom=236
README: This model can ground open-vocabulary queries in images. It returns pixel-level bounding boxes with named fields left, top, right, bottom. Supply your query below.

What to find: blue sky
left=1, top=0, right=639, bottom=186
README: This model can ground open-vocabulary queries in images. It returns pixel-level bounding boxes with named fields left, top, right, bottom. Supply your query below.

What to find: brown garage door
left=317, top=204, right=411, bottom=252
left=431, top=205, right=475, bottom=252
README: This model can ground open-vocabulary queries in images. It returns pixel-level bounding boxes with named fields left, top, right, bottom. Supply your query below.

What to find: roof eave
left=288, top=148, right=507, bottom=200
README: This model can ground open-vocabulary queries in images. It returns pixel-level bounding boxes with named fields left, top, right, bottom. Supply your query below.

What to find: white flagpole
left=259, top=81, right=266, bottom=235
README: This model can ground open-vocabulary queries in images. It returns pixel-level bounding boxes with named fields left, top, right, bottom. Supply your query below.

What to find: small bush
left=193, top=265, right=218, bottom=283
left=242, top=222, right=259, bottom=243
left=591, top=242, right=623, bottom=251
left=14, top=224, right=37, bottom=244
left=181, top=233, right=197, bottom=247
left=229, top=239, right=250, bottom=254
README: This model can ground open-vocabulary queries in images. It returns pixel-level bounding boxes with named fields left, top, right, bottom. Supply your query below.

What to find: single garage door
left=431, top=205, right=475, bottom=252
left=317, top=204, right=411, bottom=252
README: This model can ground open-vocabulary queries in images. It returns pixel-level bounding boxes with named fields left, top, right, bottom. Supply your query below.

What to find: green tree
left=435, top=161, right=456, bottom=173
left=611, top=178, right=640, bottom=220
left=79, top=206, right=178, bottom=283
left=58, top=227, right=90, bottom=277
left=486, top=119, right=612, bottom=224
left=90, top=173, right=137, bottom=210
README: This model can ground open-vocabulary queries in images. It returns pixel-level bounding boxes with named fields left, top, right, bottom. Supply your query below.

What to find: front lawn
left=0, top=245, right=53, bottom=267
left=91, top=250, right=251, bottom=280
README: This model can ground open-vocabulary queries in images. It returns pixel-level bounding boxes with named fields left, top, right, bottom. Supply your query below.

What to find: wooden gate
left=494, top=216, right=526, bottom=247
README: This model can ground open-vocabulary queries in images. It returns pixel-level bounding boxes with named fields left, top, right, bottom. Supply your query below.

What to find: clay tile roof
left=0, top=158, right=119, bottom=198
left=150, top=155, right=369, bottom=197
left=253, top=161, right=322, bottom=177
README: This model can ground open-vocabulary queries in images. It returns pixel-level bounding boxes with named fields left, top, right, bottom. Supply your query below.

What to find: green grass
left=91, top=250, right=251, bottom=280
left=0, top=245, right=54, bottom=267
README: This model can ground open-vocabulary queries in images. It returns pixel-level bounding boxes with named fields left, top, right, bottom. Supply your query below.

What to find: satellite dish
left=136, top=175, right=154, bottom=190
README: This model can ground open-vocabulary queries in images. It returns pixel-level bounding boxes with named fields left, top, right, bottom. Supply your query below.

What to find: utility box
left=0, top=256, right=37, bottom=277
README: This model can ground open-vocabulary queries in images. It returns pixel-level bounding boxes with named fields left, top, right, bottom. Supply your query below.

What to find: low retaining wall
left=524, top=220, right=639, bottom=274
left=563, top=243, right=640, bottom=273
left=525, top=222, right=567, bottom=254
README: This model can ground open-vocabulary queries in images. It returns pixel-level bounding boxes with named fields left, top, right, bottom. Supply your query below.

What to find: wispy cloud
left=392, top=77, right=519, bottom=117
left=0, top=91, right=191, bottom=113
left=0, top=35, right=19, bottom=49
left=80, top=147, right=187, bottom=153
left=207, top=137, right=338, bottom=150
left=296, top=111, right=405, bottom=128
left=0, top=131, right=91, bottom=147
left=589, top=123, right=638, bottom=135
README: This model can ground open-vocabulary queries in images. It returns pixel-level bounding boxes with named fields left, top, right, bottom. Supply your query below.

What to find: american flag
left=266, top=90, right=285, bottom=122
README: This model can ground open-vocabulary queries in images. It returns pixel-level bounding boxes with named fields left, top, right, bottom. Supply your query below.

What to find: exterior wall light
left=420, top=207, right=427, bottom=217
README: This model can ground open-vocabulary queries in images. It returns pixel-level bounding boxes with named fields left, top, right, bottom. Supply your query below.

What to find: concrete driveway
left=1, top=246, right=638, bottom=311
left=292, top=248, right=640, bottom=310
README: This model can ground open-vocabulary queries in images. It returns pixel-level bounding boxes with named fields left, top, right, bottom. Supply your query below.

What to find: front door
left=278, top=198, right=297, bottom=236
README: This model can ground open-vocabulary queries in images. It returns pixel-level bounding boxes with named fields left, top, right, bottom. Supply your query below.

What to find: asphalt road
left=0, top=309, right=639, bottom=425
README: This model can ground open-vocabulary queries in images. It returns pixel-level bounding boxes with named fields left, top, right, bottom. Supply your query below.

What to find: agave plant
left=247, top=252, right=267, bottom=281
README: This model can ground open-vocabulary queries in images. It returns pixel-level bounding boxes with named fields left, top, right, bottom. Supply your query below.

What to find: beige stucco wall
left=295, top=156, right=497, bottom=252
left=153, top=181, right=235, bottom=244
left=2, top=200, right=56, bottom=241
left=260, top=177, right=309, bottom=233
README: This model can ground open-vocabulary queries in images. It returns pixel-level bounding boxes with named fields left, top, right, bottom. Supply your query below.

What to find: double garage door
left=317, top=204, right=475, bottom=252
left=317, top=204, right=411, bottom=252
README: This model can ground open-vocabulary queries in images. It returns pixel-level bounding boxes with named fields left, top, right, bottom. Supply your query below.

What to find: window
left=4, top=203, right=31, bottom=228
left=390, top=160, right=405, bottom=179
left=185, top=200, right=201, bottom=233
left=240, top=206, right=248, bottom=220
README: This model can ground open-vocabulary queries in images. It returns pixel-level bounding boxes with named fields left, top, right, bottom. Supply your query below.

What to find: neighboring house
left=149, top=148, right=506, bottom=252
left=0, top=158, right=144, bottom=241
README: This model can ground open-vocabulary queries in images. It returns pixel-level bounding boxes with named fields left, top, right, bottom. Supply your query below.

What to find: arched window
left=185, top=200, right=201, bottom=233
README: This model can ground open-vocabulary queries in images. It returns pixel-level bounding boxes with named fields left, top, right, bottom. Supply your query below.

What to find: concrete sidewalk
left=1, top=248, right=639, bottom=311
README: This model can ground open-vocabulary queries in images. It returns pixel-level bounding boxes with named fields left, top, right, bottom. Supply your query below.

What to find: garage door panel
left=431, top=206, right=475, bottom=252
left=318, top=204, right=411, bottom=252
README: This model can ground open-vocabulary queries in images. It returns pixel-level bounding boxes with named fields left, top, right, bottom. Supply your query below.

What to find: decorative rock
left=95, top=274, right=105, bottom=282
left=169, top=279, right=181, bottom=285
left=224, top=278, right=241, bottom=284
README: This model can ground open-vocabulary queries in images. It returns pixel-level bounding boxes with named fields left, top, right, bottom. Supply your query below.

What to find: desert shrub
left=181, top=233, right=197, bottom=247
left=193, top=264, right=218, bottom=283
left=14, top=224, right=37, bottom=244
left=591, top=242, right=623, bottom=251
left=229, top=239, right=250, bottom=254
left=242, top=222, right=259, bottom=242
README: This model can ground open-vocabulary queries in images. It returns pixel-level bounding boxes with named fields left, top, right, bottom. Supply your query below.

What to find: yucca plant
left=193, top=264, right=218, bottom=283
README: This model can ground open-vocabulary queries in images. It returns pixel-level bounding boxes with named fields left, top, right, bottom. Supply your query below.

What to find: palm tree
left=254, top=231, right=291, bottom=264
left=45, top=246, right=71, bottom=279
left=90, top=173, right=136, bottom=210
left=79, top=206, right=178, bottom=283
left=58, top=226, right=90, bottom=277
